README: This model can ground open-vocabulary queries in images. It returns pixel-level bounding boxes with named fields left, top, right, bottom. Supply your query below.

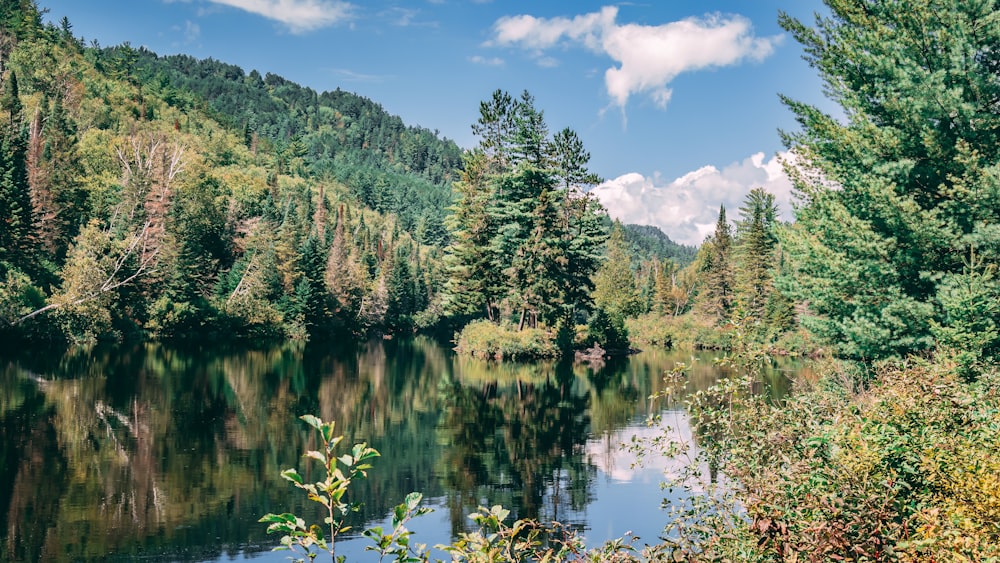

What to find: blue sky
left=40, top=0, right=832, bottom=245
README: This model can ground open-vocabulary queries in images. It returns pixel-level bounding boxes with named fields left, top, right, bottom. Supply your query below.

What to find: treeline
left=0, top=1, right=450, bottom=342
left=585, top=189, right=796, bottom=353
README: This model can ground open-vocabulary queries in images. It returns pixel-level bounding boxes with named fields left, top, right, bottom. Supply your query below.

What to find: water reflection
left=0, top=338, right=802, bottom=562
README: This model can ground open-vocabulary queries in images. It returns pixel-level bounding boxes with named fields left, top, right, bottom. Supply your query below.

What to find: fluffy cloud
left=468, top=55, right=504, bottom=66
left=590, top=152, right=795, bottom=246
left=207, top=0, right=353, bottom=33
left=491, top=6, right=780, bottom=109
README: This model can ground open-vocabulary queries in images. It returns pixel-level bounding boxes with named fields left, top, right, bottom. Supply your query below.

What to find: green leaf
left=299, top=414, right=324, bottom=433
left=280, top=468, right=304, bottom=486
left=405, top=491, right=422, bottom=511
left=304, top=450, right=326, bottom=464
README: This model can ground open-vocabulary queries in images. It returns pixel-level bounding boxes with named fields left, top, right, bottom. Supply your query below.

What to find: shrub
left=650, top=355, right=1000, bottom=560
left=453, top=320, right=559, bottom=360
left=624, top=313, right=673, bottom=348
left=586, top=307, right=629, bottom=352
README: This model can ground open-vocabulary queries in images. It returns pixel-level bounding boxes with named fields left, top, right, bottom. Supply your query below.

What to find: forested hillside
left=0, top=0, right=733, bottom=350
left=127, top=49, right=463, bottom=245
left=623, top=223, right=696, bottom=267
left=0, top=1, right=460, bottom=342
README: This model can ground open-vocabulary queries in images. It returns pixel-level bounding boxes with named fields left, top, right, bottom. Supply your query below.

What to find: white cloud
left=468, top=55, right=504, bottom=66
left=183, top=20, right=201, bottom=43
left=331, top=68, right=388, bottom=82
left=590, top=152, right=795, bottom=246
left=169, top=20, right=201, bottom=45
left=491, top=6, right=780, bottom=109
left=491, top=7, right=613, bottom=52
left=206, top=0, right=353, bottom=33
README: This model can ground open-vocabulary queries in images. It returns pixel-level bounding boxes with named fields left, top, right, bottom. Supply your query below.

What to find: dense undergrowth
left=654, top=353, right=1000, bottom=561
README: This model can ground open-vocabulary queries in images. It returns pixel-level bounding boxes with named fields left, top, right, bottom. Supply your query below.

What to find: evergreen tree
left=779, top=0, right=1000, bottom=366
left=0, top=70, right=33, bottom=270
left=442, top=151, right=501, bottom=321
left=443, top=90, right=608, bottom=331
left=733, top=188, right=779, bottom=335
left=593, top=220, right=643, bottom=320
left=470, top=89, right=516, bottom=174
left=697, top=205, right=733, bottom=322
left=512, top=90, right=548, bottom=167
left=550, top=127, right=602, bottom=190
left=385, top=243, right=417, bottom=333
left=39, top=92, right=86, bottom=261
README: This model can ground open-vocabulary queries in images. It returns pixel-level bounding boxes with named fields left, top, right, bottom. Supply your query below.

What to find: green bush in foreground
left=650, top=354, right=1000, bottom=561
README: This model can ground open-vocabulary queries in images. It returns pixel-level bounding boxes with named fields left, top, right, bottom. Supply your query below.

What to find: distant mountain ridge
left=623, top=223, right=697, bottom=266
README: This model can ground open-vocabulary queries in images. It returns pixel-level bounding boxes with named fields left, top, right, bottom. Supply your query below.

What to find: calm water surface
left=0, top=337, right=802, bottom=562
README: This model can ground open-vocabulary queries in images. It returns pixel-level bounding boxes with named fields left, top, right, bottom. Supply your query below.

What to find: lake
left=0, top=337, right=801, bottom=562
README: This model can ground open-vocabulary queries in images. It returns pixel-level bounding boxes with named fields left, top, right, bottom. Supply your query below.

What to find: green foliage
left=130, top=50, right=461, bottom=245
left=929, top=251, right=1000, bottom=381
left=453, top=319, right=559, bottom=360
left=621, top=224, right=697, bottom=268
left=362, top=491, right=433, bottom=563
left=695, top=206, right=733, bottom=323
left=732, top=188, right=781, bottom=341
left=778, top=0, right=1000, bottom=364
left=0, top=15, right=452, bottom=342
left=689, top=357, right=1000, bottom=560
left=592, top=221, right=643, bottom=321
left=0, top=70, right=34, bottom=273
left=259, top=415, right=382, bottom=562
left=622, top=313, right=673, bottom=349
left=0, top=263, right=44, bottom=331
left=586, top=307, right=628, bottom=352
left=443, top=90, right=608, bottom=339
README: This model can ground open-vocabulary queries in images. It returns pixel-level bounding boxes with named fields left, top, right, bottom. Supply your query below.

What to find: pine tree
left=733, top=188, right=779, bottom=335
left=442, top=151, right=501, bottom=320
left=470, top=89, right=516, bottom=174
left=550, top=127, right=602, bottom=190
left=512, top=90, right=548, bottom=167
left=697, top=205, right=733, bottom=322
left=779, top=0, right=1000, bottom=365
left=0, top=70, right=33, bottom=270
left=444, top=90, right=608, bottom=332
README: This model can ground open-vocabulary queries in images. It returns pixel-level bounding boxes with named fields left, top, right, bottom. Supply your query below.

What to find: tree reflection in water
left=0, top=338, right=800, bottom=561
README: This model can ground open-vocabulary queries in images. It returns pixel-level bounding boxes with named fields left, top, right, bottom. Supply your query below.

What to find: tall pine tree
left=0, top=69, right=33, bottom=272
left=779, top=0, right=1000, bottom=367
